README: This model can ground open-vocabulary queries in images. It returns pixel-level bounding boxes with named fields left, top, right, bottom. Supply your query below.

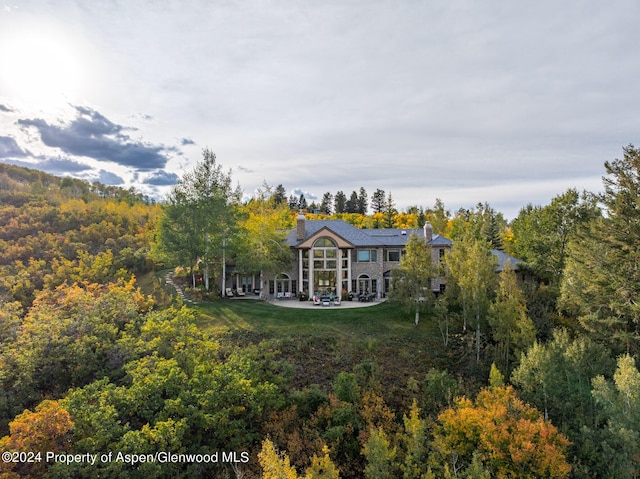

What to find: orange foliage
left=434, top=385, right=571, bottom=478
left=0, top=400, right=72, bottom=478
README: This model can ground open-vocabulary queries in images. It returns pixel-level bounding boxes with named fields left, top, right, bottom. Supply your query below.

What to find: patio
left=269, top=297, right=385, bottom=309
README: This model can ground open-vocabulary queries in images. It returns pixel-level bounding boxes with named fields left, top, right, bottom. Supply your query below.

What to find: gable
left=296, top=226, right=354, bottom=249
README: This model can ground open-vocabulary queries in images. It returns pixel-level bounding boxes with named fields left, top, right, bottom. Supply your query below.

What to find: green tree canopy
left=155, top=149, right=241, bottom=290
left=560, top=145, right=640, bottom=353
left=510, top=188, right=600, bottom=284
left=388, top=234, right=438, bottom=326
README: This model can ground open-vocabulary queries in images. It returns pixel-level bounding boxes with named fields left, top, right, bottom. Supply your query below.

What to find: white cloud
left=1, top=0, right=638, bottom=219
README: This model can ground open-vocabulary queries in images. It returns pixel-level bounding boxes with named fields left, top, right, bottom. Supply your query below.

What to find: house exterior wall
left=259, top=219, right=458, bottom=300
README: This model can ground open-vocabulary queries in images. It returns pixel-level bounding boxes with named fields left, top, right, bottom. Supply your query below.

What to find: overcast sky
left=1, top=1, right=639, bottom=219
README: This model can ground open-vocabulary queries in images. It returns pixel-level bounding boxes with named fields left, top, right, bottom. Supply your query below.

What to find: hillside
left=0, top=163, right=161, bottom=309
left=1, top=163, right=639, bottom=478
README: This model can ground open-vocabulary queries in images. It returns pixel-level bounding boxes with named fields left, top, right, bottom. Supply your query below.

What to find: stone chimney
left=296, top=212, right=306, bottom=241
left=423, top=221, right=433, bottom=243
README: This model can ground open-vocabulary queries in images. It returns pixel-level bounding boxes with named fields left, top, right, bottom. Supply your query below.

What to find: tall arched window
left=312, top=237, right=338, bottom=295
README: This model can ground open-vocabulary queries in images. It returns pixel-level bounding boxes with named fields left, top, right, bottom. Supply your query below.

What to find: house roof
left=286, top=220, right=453, bottom=248
left=491, top=249, right=524, bottom=271
left=285, top=219, right=526, bottom=271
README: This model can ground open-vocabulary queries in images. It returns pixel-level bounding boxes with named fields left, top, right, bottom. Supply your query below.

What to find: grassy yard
left=188, top=298, right=479, bottom=406
left=192, top=299, right=428, bottom=338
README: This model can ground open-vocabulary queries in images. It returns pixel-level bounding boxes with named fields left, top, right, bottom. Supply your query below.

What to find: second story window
left=357, top=249, right=378, bottom=262
left=386, top=249, right=401, bottom=262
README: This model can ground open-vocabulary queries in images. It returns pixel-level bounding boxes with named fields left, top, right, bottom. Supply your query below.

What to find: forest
left=0, top=145, right=639, bottom=478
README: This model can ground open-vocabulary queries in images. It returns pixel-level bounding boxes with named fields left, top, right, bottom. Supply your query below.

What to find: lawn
left=192, top=299, right=425, bottom=338
left=188, top=298, right=474, bottom=403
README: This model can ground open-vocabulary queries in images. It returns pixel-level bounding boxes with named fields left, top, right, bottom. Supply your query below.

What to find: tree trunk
left=476, top=311, right=481, bottom=362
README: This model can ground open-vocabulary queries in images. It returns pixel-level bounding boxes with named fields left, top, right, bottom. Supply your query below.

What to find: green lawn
left=192, top=299, right=427, bottom=339
left=188, top=298, right=470, bottom=402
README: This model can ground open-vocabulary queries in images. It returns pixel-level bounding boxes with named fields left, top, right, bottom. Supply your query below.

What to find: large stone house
left=270, top=214, right=452, bottom=299
left=223, top=214, right=524, bottom=299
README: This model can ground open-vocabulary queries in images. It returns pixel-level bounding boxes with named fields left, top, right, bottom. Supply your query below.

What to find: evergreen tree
left=357, top=187, right=368, bottom=215
left=383, top=192, right=396, bottom=228
left=320, top=192, right=334, bottom=215
left=334, top=191, right=347, bottom=214
left=345, top=191, right=358, bottom=213
left=289, top=194, right=300, bottom=211
left=371, top=189, right=386, bottom=214
left=273, top=184, right=288, bottom=205
left=560, top=145, right=640, bottom=353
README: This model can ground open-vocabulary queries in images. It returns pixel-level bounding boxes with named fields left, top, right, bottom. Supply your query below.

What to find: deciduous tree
left=432, top=384, right=571, bottom=478
left=389, top=234, right=438, bottom=327
left=156, top=149, right=240, bottom=290
left=259, top=438, right=300, bottom=479
left=234, top=185, right=293, bottom=294
left=510, top=189, right=599, bottom=284
left=488, top=262, right=535, bottom=373
left=445, top=236, right=496, bottom=360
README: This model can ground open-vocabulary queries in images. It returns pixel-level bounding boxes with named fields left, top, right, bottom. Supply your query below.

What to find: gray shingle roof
left=286, top=220, right=453, bottom=248
left=491, top=249, right=524, bottom=271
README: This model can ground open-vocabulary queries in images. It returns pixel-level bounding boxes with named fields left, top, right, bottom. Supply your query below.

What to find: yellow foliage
left=434, top=385, right=571, bottom=478
left=0, top=400, right=73, bottom=478
left=258, top=438, right=300, bottom=479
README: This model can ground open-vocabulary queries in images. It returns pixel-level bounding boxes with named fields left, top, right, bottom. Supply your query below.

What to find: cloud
left=0, top=104, right=14, bottom=113
left=91, top=169, right=125, bottom=186
left=1, top=156, right=93, bottom=175
left=0, top=136, right=28, bottom=158
left=180, top=137, right=195, bottom=146
left=17, top=105, right=175, bottom=170
left=291, top=188, right=317, bottom=201
left=143, top=170, right=179, bottom=186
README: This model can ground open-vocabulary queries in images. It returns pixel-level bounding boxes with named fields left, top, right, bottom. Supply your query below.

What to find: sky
left=1, top=1, right=639, bottom=219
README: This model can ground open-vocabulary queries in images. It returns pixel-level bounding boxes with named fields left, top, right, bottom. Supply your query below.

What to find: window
left=312, top=237, right=339, bottom=270
left=314, top=238, right=335, bottom=247
left=357, top=249, right=378, bottom=262
left=386, top=249, right=401, bottom=262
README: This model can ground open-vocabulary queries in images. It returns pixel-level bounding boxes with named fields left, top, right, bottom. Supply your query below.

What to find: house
left=223, top=214, right=525, bottom=300
left=268, top=214, right=452, bottom=299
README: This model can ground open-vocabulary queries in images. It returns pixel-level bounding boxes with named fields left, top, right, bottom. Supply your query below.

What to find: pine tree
left=320, top=192, right=334, bottom=215
left=371, top=189, right=386, bottom=213
left=345, top=191, right=358, bottom=213
left=357, top=187, right=368, bottom=214
left=334, top=191, right=347, bottom=214
left=560, top=145, right=640, bottom=352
